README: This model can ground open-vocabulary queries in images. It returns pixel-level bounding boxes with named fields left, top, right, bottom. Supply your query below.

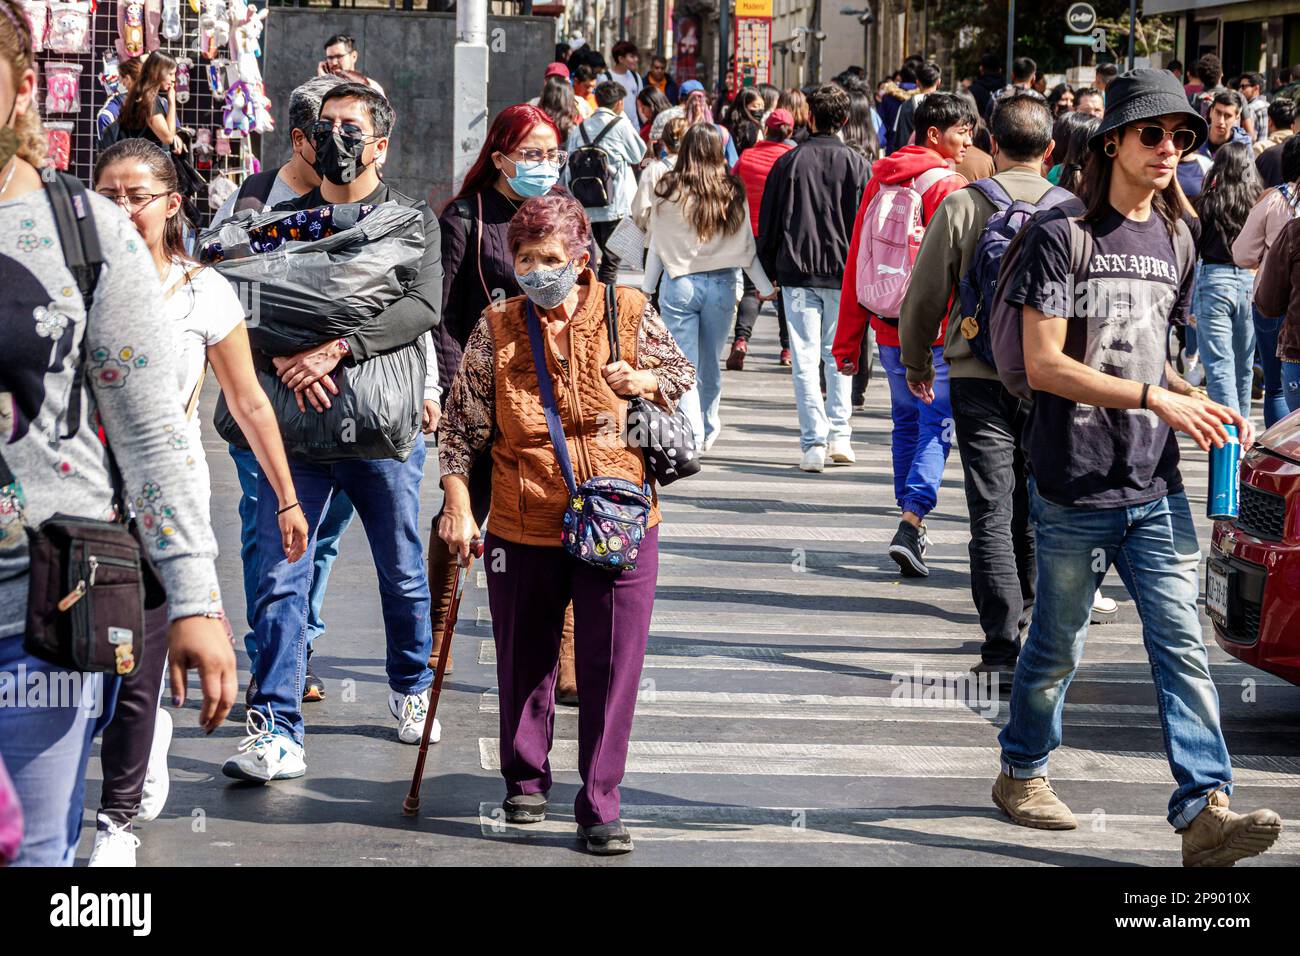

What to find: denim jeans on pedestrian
left=878, top=343, right=951, bottom=518
left=230, top=445, right=356, bottom=666
left=249, top=440, right=433, bottom=744
left=950, top=378, right=1035, bottom=666
left=783, top=286, right=852, bottom=451
left=658, top=267, right=741, bottom=447
left=1252, top=307, right=1290, bottom=427
left=1284, top=359, right=1300, bottom=414
left=998, top=481, right=1233, bottom=828
left=1195, top=264, right=1256, bottom=416
left=0, top=633, right=106, bottom=865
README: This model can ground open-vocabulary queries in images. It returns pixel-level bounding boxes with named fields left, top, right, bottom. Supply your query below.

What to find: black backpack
left=568, top=117, right=622, bottom=208
left=231, top=167, right=281, bottom=215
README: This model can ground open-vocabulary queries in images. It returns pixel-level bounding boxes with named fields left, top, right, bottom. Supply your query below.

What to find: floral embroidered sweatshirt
left=0, top=187, right=223, bottom=637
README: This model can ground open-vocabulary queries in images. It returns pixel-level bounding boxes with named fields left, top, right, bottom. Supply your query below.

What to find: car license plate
left=1206, top=563, right=1230, bottom=624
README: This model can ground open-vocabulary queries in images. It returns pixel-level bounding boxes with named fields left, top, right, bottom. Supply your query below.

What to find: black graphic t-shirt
left=1006, top=206, right=1192, bottom=508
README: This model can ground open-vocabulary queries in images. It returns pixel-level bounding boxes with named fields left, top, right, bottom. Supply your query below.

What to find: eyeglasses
left=310, top=120, right=376, bottom=142
left=1131, top=125, right=1197, bottom=153
left=513, top=147, right=568, bottom=168
left=96, top=190, right=169, bottom=211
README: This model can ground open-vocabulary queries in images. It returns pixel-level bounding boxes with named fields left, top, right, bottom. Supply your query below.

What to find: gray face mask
left=516, top=260, right=580, bottom=310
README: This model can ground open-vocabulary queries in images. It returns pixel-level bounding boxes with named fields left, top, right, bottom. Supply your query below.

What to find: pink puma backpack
left=854, top=166, right=961, bottom=320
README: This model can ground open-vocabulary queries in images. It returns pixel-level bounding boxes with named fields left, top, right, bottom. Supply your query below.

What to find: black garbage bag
left=203, top=201, right=428, bottom=462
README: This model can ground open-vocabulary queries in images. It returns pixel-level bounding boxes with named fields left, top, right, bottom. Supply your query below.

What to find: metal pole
left=1006, top=0, right=1014, bottom=81
left=1127, top=0, right=1136, bottom=70
left=810, top=0, right=822, bottom=84
left=453, top=0, right=489, bottom=197
left=719, top=0, right=730, bottom=101
left=657, top=0, right=666, bottom=56
left=923, top=0, right=928, bottom=59
left=619, top=0, right=626, bottom=40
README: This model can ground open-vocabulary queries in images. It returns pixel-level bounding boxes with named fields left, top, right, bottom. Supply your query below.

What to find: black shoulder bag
left=604, top=283, right=700, bottom=486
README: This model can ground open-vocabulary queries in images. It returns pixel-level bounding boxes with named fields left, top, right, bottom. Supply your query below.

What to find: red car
left=1209, top=412, right=1300, bottom=684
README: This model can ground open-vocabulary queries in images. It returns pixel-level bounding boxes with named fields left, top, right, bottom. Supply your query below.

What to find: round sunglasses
left=1130, top=125, right=1197, bottom=153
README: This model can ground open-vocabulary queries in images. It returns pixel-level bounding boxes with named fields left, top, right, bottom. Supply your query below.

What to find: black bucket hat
left=1087, top=68, right=1209, bottom=154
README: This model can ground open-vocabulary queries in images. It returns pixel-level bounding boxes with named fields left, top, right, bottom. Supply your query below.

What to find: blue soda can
left=1207, top=422, right=1241, bottom=521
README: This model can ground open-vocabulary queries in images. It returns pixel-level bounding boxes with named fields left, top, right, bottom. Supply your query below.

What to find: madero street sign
left=1067, top=2, right=1097, bottom=33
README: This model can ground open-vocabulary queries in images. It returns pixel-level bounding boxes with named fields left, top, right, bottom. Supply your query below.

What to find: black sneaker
left=578, top=819, right=634, bottom=855
left=503, top=792, right=548, bottom=824
left=888, top=520, right=930, bottom=577
left=971, top=660, right=1016, bottom=696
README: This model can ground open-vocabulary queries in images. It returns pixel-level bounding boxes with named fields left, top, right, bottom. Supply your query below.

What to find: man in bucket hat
left=988, top=69, right=1282, bottom=866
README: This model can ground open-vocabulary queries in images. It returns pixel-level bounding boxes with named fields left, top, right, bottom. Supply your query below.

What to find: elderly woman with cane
left=437, top=191, right=694, bottom=855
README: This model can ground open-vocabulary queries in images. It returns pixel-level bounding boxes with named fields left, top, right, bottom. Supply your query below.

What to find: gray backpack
left=989, top=211, right=1195, bottom=401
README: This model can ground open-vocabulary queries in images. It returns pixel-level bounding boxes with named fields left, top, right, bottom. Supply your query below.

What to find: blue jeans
left=1252, top=307, right=1289, bottom=427
left=229, top=445, right=355, bottom=664
left=0, top=634, right=107, bottom=865
left=878, top=343, right=951, bottom=518
left=1285, top=360, right=1300, bottom=414
left=999, top=483, right=1233, bottom=828
left=1195, top=264, right=1255, bottom=416
left=657, top=268, right=741, bottom=447
left=783, top=286, right=852, bottom=451
left=249, top=441, right=433, bottom=743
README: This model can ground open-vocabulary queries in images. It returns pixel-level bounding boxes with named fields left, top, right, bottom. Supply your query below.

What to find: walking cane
left=402, top=537, right=481, bottom=816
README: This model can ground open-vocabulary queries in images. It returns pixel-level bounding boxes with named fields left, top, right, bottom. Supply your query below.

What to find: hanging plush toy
left=161, top=0, right=181, bottom=40
left=192, top=127, right=213, bottom=169
left=223, top=80, right=253, bottom=137
left=122, top=1, right=144, bottom=57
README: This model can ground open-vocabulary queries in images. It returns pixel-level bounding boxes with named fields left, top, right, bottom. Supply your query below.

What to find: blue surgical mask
left=508, top=159, right=559, bottom=198
left=516, top=260, right=580, bottom=310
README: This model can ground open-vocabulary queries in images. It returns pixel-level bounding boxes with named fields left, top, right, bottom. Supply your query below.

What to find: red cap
left=765, top=108, right=794, bottom=130
left=544, top=62, right=570, bottom=80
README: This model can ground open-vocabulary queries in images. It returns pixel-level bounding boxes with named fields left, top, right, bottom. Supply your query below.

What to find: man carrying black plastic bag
left=221, top=82, right=445, bottom=782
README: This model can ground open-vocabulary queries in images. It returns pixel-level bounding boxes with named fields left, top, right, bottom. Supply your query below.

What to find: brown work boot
left=426, top=525, right=458, bottom=674
left=555, top=604, right=578, bottom=707
left=1180, top=790, right=1282, bottom=867
left=992, top=772, right=1078, bottom=830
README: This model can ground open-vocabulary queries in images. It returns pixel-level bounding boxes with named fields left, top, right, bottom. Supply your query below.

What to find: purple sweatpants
left=485, top=525, right=659, bottom=826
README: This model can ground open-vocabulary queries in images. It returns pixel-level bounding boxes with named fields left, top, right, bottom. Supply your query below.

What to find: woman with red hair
left=426, top=104, right=577, bottom=696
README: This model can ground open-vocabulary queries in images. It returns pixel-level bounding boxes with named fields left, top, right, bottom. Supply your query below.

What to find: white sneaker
left=221, top=707, right=306, bottom=782
left=828, top=440, right=856, bottom=464
left=1181, top=350, right=1205, bottom=387
left=799, top=446, right=826, bottom=472
left=703, top=426, right=721, bottom=452
left=87, top=813, right=139, bottom=867
left=1091, top=588, right=1119, bottom=623
left=137, top=707, right=172, bottom=822
left=390, top=689, right=441, bottom=745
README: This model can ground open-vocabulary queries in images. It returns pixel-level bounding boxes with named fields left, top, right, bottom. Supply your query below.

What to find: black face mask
left=311, top=128, right=371, bottom=186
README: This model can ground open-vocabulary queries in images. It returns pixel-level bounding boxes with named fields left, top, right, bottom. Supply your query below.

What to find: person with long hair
left=437, top=192, right=694, bottom=854
left=0, top=1, right=235, bottom=865
left=994, top=70, right=1278, bottom=865
left=1232, top=134, right=1300, bottom=425
left=1193, top=140, right=1264, bottom=414
left=644, top=122, right=774, bottom=449
left=683, top=88, right=738, bottom=165
left=725, top=87, right=764, bottom=155
left=635, top=85, right=671, bottom=151
left=841, top=89, right=882, bottom=163
left=778, top=87, right=811, bottom=144
left=1046, top=82, right=1075, bottom=117
left=1047, top=110, right=1100, bottom=194
left=430, top=103, right=585, bottom=702
left=86, top=138, right=307, bottom=866
left=537, top=73, right=577, bottom=144
left=119, top=50, right=182, bottom=154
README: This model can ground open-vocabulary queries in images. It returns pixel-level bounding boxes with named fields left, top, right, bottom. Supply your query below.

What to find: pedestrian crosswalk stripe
left=662, top=524, right=992, bottom=545
left=475, top=688, right=1298, bottom=732
left=477, top=739, right=1300, bottom=784
left=474, top=803, right=1300, bottom=852
left=474, top=640, right=1287, bottom=685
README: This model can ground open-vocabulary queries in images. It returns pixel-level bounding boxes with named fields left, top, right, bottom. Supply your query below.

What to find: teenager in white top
left=642, top=123, right=774, bottom=450
left=87, top=138, right=307, bottom=867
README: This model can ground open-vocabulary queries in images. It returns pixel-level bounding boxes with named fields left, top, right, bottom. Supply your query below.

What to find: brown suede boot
left=992, top=772, right=1078, bottom=830
left=1180, top=790, right=1282, bottom=867
left=426, top=524, right=458, bottom=674
left=555, top=603, right=578, bottom=707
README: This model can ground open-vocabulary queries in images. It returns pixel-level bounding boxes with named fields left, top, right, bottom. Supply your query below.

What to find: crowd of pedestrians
left=1, top=0, right=1297, bottom=867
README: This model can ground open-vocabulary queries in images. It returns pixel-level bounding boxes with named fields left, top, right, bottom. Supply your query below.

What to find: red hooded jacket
left=833, top=146, right=966, bottom=368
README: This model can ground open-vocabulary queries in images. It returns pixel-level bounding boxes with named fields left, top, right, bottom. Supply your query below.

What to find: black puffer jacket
left=756, top=133, right=871, bottom=290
